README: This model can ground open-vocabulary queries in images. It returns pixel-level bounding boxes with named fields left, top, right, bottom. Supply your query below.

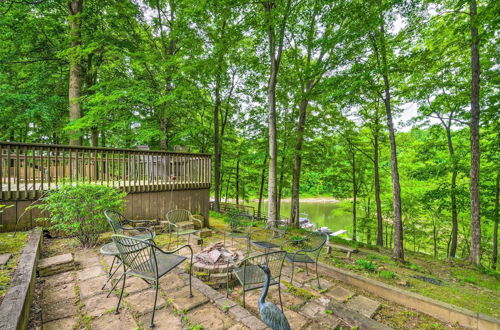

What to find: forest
left=0, top=0, right=498, bottom=268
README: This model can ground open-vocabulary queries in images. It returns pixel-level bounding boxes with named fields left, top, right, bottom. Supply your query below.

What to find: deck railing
left=0, top=141, right=211, bottom=200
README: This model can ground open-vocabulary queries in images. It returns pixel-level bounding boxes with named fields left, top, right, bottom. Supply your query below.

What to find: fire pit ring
left=192, top=242, right=244, bottom=288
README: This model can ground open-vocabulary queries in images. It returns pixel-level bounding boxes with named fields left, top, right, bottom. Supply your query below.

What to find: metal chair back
left=112, top=234, right=158, bottom=279
left=105, top=210, right=128, bottom=235
left=229, top=213, right=254, bottom=233
left=241, top=250, right=286, bottom=285
left=167, top=209, right=192, bottom=224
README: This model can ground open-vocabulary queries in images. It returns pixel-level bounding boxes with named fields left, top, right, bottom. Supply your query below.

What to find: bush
left=356, top=259, right=377, bottom=272
left=379, top=270, right=396, bottom=279
left=35, top=184, right=126, bottom=247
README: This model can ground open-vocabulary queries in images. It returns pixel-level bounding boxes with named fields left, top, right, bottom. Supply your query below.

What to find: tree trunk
left=444, top=126, right=459, bottom=257
left=235, top=156, right=240, bottom=205
left=90, top=128, right=98, bottom=147
left=352, top=149, right=357, bottom=242
left=468, top=0, right=481, bottom=266
left=277, top=150, right=286, bottom=218
left=290, top=98, right=309, bottom=227
left=68, top=0, right=84, bottom=146
left=377, top=0, right=404, bottom=261
left=257, top=154, right=268, bottom=219
left=492, top=171, right=499, bottom=269
left=373, top=119, right=383, bottom=246
left=213, top=70, right=222, bottom=212
left=263, top=0, right=291, bottom=222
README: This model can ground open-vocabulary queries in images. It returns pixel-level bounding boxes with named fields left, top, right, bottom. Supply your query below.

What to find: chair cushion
left=251, top=241, right=279, bottom=249
left=129, top=251, right=186, bottom=281
left=233, top=264, right=279, bottom=291
left=285, top=253, right=314, bottom=263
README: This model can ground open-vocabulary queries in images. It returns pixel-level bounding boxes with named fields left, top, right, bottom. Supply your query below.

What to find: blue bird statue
left=257, top=264, right=291, bottom=330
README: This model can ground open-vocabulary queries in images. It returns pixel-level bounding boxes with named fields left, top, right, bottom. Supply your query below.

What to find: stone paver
left=187, top=304, right=234, bottom=329
left=301, top=302, right=341, bottom=329
left=42, top=281, right=75, bottom=304
left=90, top=312, right=138, bottom=330
left=83, top=293, right=120, bottom=317
left=140, top=308, right=183, bottom=329
left=41, top=299, right=76, bottom=322
left=0, top=253, right=11, bottom=266
left=345, top=295, right=381, bottom=318
left=38, top=253, right=74, bottom=276
left=79, top=275, right=107, bottom=299
left=239, top=315, right=269, bottom=330
left=227, top=324, right=249, bottom=330
left=159, top=272, right=185, bottom=293
left=283, top=308, right=309, bottom=329
left=124, top=276, right=151, bottom=294
left=325, top=285, right=354, bottom=302
left=305, top=277, right=334, bottom=291
left=126, top=290, right=167, bottom=314
left=74, top=249, right=101, bottom=268
left=43, top=271, right=74, bottom=288
left=169, top=286, right=209, bottom=312
left=77, top=265, right=105, bottom=281
left=42, top=317, right=77, bottom=330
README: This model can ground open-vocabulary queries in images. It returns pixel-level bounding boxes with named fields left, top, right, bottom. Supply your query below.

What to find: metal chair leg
left=278, top=281, right=284, bottom=311
left=115, top=273, right=126, bottom=314
left=188, top=260, right=193, bottom=298
left=106, top=272, right=124, bottom=298
left=243, top=290, right=246, bottom=308
left=316, top=262, right=321, bottom=289
left=305, top=262, right=309, bottom=275
left=290, top=262, right=295, bottom=286
left=150, top=282, right=159, bottom=328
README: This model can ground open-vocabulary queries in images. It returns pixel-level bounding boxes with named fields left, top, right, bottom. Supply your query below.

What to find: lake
left=246, top=200, right=353, bottom=237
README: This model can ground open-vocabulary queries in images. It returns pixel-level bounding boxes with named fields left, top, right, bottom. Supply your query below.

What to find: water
left=247, top=200, right=353, bottom=237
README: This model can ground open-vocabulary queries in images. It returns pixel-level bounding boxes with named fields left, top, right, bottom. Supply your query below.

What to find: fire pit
left=193, top=242, right=244, bottom=288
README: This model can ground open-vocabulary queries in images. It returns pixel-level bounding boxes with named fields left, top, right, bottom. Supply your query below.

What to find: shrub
left=356, top=259, right=377, bottom=272
left=35, top=184, right=126, bottom=247
left=379, top=270, right=396, bottom=279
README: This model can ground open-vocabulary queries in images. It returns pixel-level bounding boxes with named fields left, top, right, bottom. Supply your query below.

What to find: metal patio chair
left=226, top=250, right=286, bottom=311
left=166, top=209, right=203, bottom=249
left=223, top=213, right=254, bottom=253
left=103, top=210, right=156, bottom=290
left=249, top=220, right=289, bottom=253
left=281, top=231, right=328, bottom=289
left=112, top=234, right=193, bottom=328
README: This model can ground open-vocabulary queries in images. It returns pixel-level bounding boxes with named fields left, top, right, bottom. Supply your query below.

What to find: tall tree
left=68, top=0, right=84, bottom=145
left=468, top=0, right=481, bottom=266
left=263, top=0, right=292, bottom=222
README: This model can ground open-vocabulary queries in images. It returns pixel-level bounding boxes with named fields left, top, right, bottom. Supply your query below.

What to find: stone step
left=38, top=253, right=75, bottom=277
left=345, top=295, right=381, bottom=318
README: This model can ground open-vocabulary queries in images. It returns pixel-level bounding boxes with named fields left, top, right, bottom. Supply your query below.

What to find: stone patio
left=35, top=235, right=388, bottom=330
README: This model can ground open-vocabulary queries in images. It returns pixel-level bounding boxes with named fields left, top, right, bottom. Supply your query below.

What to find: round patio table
left=100, top=242, right=121, bottom=294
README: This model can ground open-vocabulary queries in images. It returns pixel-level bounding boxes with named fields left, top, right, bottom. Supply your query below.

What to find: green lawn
left=0, top=231, right=28, bottom=301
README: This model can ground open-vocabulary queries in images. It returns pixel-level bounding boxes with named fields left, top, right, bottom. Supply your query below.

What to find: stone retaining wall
left=0, top=229, right=42, bottom=330
left=317, top=262, right=500, bottom=330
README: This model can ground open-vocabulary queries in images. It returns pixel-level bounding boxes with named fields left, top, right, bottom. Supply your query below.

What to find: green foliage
left=379, top=270, right=396, bottom=279
left=356, top=259, right=377, bottom=272
left=34, top=184, right=126, bottom=247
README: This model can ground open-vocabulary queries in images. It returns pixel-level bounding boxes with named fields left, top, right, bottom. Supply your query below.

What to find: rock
left=396, top=280, right=409, bottom=287
left=0, top=253, right=11, bottom=267
left=38, top=254, right=74, bottom=277
left=199, top=229, right=213, bottom=238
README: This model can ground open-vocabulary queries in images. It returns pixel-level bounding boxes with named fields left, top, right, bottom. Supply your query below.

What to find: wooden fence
left=0, top=141, right=211, bottom=200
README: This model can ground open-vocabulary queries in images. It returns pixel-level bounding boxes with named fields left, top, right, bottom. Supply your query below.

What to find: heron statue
left=257, top=264, right=291, bottom=330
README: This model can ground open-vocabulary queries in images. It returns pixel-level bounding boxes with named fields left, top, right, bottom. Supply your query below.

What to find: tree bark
left=377, top=0, right=404, bottom=261
left=263, top=0, right=291, bottom=223
left=213, top=70, right=222, bottom=212
left=352, top=148, right=357, bottom=242
left=493, top=171, right=499, bottom=269
left=68, top=0, right=84, bottom=146
left=373, top=116, right=384, bottom=246
left=290, top=98, right=309, bottom=227
left=257, top=154, right=268, bottom=219
left=468, top=0, right=481, bottom=266
left=444, top=125, right=459, bottom=258
left=235, top=156, right=240, bottom=205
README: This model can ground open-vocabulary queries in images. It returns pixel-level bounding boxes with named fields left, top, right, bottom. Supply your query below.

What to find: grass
left=0, top=231, right=28, bottom=301
left=208, top=213, right=500, bottom=318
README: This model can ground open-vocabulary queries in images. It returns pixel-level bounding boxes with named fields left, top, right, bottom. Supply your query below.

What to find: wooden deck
left=0, top=141, right=211, bottom=201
